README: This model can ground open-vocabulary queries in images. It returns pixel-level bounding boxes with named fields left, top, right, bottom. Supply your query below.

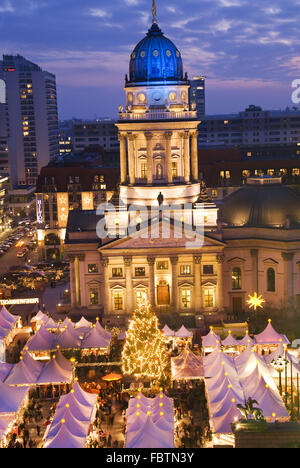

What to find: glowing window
left=181, top=290, right=191, bottom=309
left=204, top=289, right=214, bottom=308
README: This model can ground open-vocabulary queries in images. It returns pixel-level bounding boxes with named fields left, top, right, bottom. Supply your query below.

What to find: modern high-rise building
left=189, top=75, right=206, bottom=119
left=0, top=102, right=9, bottom=178
left=0, top=55, right=59, bottom=188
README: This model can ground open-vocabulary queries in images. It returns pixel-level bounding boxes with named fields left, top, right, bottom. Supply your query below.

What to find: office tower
left=189, top=75, right=206, bottom=119
left=0, top=55, right=59, bottom=188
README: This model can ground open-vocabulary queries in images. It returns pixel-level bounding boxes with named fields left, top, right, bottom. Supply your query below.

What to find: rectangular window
left=89, top=288, right=99, bottom=305
left=181, top=290, right=191, bottom=309
left=135, top=267, right=146, bottom=277
left=136, top=290, right=146, bottom=304
left=88, top=264, right=98, bottom=274
left=180, top=265, right=191, bottom=276
left=141, top=162, right=147, bottom=179
left=156, top=261, right=169, bottom=271
left=203, top=265, right=214, bottom=275
left=204, top=289, right=214, bottom=308
left=112, top=268, right=123, bottom=278
left=172, top=162, right=178, bottom=178
left=114, top=292, right=123, bottom=310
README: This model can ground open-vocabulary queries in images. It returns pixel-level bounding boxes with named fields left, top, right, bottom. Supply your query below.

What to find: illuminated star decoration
left=247, top=292, right=265, bottom=311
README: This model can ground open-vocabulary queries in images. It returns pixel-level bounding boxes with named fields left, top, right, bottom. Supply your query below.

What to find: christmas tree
left=122, top=295, right=169, bottom=382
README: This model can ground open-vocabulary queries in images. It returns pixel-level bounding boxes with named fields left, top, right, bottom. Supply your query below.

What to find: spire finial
left=152, top=0, right=158, bottom=23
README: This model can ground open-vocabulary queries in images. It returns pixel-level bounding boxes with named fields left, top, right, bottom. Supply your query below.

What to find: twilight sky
left=1, top=0, right=299, bottom=119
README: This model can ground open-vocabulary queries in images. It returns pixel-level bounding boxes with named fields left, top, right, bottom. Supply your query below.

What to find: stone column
left=191, top=131, right=199, bottom=182
left=100, top=257, right=109, bottom=316
left=145, top=132, right=153, bottom=185
left=194, top=255, right=202, bottom=313
left=170, top=256, right=179, bottom=311
left=68, top=255, right=76, bottom=307
left=147, top=257, right=156, bottom=308
left=216, top=255, right=225, bottom=312
left=127, top=134, right=135, bottom=185
left=282, top=252, right=295, bottom=299
left=74, top=256, right=81, bottom=307
left=118, top=133, right=127, bottom=184
left=183, top=132, right=191, bottom=183
left=250, top=249, right=259, bottom=293
left=124, top=257, right=133, bottom=313
left=165, top=131, right=173, bottom=184
left=77, top=254, right=86, bottom=307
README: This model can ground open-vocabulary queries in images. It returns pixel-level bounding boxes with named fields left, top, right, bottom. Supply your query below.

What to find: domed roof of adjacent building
left=128, top=22, right=184, bottom=85
left=220, top=177, right=300, bottom=229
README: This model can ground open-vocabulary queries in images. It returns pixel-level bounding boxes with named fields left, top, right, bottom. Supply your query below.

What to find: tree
left=122, top=296, right=169, bottom=383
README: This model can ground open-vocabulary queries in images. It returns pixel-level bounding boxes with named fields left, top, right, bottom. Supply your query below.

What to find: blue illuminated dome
left=128, top=23, right=184, bottom=85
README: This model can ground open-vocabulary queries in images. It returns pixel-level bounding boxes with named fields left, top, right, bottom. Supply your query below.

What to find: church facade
left=65, top=16, right=300, bottom=324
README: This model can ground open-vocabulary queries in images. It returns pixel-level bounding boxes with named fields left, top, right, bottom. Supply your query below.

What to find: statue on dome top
left=152, top=0, right=158, bottom=23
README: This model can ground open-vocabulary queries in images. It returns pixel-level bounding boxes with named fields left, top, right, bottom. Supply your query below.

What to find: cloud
left=89, top=8, right=111, bottom=18
left=0, top=0, right=14, bottom=13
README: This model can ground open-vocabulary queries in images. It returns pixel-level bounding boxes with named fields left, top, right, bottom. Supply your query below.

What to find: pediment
left=227, top=257, right=246, bottom=264
left=110, top=283, right=126, bottom=290
left=263, top=258, right=279, bottom=265
left=100, top=219, right=225, bottom=251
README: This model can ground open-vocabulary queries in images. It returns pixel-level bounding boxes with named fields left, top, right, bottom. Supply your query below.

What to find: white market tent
left=26, top=326, right=57, bottom=352
left=56, top=326, right=82, bottom=350
left=175, top=325, right=193, bottom=339
left=43, top=424, right=88, bottom=449
left=5, top=353, right=43, bottom=386
left=126, top=416, right=174, bottom=449
left=26, top=320, right=111, bottom=355
left=171, top=347, right=204, bottom=380
left=0, top=362, right=13, bottom=383
left=237, top=333, right=256, bottom=347
left=3, top=351, right=72, bottom=387
left=254, top=320, right=290, bottom=345
left=0, top=307, right=21, bottom=343
left=75, top=317, right=92, bottom=330
left=202, top=330, right=221, bottom=349
left=0, top=415, right=15, bottom=443
left=222, top=333, right=240, bottom=347
left=37, top=352, right=72, bottom=385
left=162, top=325, right=175, bottom=337
left=43, top=382, right=97, bottom=449
left=81, top=325, right=111, bottom=350
left=125, top=391, right=174, bottom=448
left=0, top=382, right=28, bottom=415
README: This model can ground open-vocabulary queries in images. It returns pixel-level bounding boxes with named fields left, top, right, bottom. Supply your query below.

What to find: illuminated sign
left=0, top=298, right=39, bottom=306
left=37, top=198, right=43, bottom=224
left=57, top=193, right=69, bottom=228
left=81, top=192, right=94, bottom=211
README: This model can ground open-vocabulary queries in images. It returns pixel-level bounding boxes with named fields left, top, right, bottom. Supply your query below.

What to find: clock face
left=166, top=50, right=172, bottom=57
left=140, top=50, right=146, bottom=58
left=169, top=92, right=176, bottom=101
left=153, top=50, right=159, bottom=57
left=138, top=93, right=146, bottom=103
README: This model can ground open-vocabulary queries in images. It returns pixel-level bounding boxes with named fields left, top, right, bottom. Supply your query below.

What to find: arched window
left=232, top=267, right=242, bottom=290
left=267, top=268, right=276, bottom=292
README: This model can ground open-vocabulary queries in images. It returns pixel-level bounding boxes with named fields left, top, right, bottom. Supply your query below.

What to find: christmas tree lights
left=122, top=295, right=169, bottom=382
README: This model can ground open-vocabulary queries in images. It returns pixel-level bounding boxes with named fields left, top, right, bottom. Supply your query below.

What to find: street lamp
left=271, top=355, right=288, bottom=396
